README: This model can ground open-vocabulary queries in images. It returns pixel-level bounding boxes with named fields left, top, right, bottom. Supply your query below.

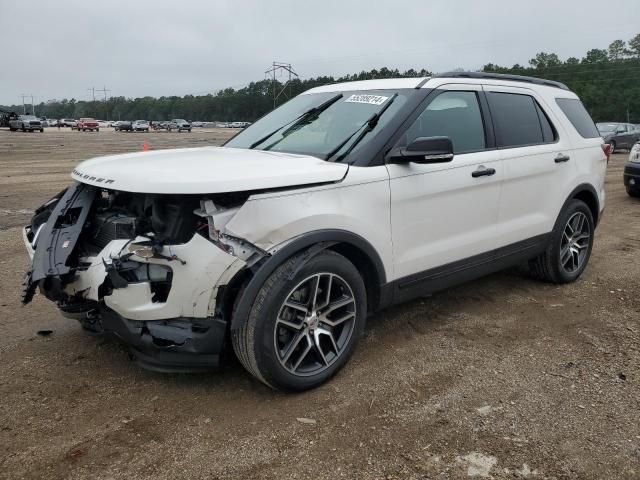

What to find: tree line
left=3, top=34, right=639, bottom=124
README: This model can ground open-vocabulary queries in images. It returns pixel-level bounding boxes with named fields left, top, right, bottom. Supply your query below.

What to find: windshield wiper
left=249, top=93, right=343, bottom=149
left=325, top=93, right=398, bottom=162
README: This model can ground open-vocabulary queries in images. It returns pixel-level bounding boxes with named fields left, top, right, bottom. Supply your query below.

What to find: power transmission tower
left=88, top=87, right=96, bottom=102
left=96, top=86, right=111, bottom=121
left=20, top=94, right=28, bottom=114
left=31, top=95, right=36, bottom=116
left=264, top=62, right=298, bottom=109
left=96, top=86, right=111, bottom=102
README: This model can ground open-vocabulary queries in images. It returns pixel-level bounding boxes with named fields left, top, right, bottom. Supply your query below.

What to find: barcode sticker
left=344, top=94, right=389, bottom=105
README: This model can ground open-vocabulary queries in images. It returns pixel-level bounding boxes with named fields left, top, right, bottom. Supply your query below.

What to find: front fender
left=228, top=229, right=387, bottom=330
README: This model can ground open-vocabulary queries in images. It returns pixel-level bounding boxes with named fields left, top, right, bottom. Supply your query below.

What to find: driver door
left=386, top=85, right=502, bottom=287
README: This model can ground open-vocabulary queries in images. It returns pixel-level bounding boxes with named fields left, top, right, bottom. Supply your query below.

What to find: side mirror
left=388, top=136, right=454, bottom=164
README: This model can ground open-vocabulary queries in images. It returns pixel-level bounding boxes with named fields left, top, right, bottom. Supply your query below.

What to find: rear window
left=555, top=98, right=600, bottom=138
left=487, top=92, right=552, bottom=148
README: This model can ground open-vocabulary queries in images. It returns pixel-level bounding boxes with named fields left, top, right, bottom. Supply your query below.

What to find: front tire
left=610, top=140, right=616, bottom=154
left=529, top=199, right=594, bottom=283
left=232, top=250, right=366, bottom=391
left=627, top=186, right=640, bottom=198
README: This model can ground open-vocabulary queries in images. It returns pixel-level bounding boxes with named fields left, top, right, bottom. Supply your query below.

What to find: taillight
left=601, top=143, right=611, bottom=162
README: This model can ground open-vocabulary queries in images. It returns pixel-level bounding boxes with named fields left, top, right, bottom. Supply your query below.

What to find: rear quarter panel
left=547, top=90, right=607, bottom=217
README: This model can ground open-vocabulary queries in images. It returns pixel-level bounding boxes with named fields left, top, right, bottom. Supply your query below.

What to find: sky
left=0, top=0, right=638, bottom=106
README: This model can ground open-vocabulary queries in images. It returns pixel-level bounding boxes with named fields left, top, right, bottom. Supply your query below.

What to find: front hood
left=71, top=146, right=348, bottom=194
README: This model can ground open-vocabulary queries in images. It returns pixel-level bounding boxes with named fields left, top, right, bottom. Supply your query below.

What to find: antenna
left=264, top=62, right=298, bottom=109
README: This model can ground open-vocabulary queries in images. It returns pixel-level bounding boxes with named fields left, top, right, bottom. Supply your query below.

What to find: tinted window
left=403, top=91, right=486, bottom=153
left=487, top=92, right=545, bottom=147
left=535, top=103, right=557, bottom=143
left=556, top=98, right=600, bottom=138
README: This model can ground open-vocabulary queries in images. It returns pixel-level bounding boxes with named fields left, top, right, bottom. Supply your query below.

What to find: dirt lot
left=0, top=128, right=639, bottom=480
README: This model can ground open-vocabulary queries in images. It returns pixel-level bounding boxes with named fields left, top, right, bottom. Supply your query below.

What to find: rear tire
left=232, top=250, right=366, bottom=391
left=627, top=186, right=640, bottom=198
left=529, top=199, right=594, bottom=283
left=610, top=140, right=616, bottom=154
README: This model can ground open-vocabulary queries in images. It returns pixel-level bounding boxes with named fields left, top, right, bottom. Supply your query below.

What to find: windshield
left=596, top=123, right=619, bottom=133
left=225, top=90, right=409, bottom=161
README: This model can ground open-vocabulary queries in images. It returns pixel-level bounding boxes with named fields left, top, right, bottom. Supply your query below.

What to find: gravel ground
left=0, top=129, right=638, bottom=480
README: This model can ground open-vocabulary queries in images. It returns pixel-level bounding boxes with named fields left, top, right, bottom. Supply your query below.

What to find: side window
left=555, top=98, right=600, bottom=138
left=487, top=92, right=554, bottom=148
left=535, top=102, right=557, bottom=143
left=403, top=91, right=486, bottom=154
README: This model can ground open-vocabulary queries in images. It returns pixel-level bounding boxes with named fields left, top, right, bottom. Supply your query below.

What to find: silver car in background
left=132, top=120, right=150, bottom=132
left=9, top=115, right=44, bottom=132
left=596, top=122, right=640, bottom=152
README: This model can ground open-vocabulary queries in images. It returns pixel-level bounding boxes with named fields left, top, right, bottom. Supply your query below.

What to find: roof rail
left=433, top=71, right=570, bottom=91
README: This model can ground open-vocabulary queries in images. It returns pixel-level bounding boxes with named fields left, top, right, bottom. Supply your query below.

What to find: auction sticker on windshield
left=345, top=94, right=389, bottom=105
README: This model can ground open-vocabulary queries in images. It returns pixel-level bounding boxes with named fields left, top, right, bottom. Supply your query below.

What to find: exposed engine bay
left=21, top=182, right=265, bottom=370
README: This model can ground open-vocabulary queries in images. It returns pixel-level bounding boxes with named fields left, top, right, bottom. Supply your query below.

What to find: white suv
left=22, top=72, right=608, bottom=391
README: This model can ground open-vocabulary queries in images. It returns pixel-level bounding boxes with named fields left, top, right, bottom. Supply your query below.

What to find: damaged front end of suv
left=20, top=139, right=351, bottom=374
left=21, top=180, right=265, bottom=371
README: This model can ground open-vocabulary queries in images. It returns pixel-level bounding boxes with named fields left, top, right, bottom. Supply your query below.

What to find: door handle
left=471, top=166, right=496, bottom=178
left=554, top=153, right=571, bottom=163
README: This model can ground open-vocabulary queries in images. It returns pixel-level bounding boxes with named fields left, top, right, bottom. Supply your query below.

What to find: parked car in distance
left=229, top=121, right=251, bottom=128
left=624, top=142, right=640, bottom=197
left=60, top=118, right=76, bottom=128
left=114, top=121, right=133, bottom=132
left=9, top=115, right=43, bottom=132
left=96, top=120, right=111, bottom=128
left=21, top=72, right=608, bottom=391
left=73, top=118, right=99, bottom=132
left=191, top=121, right=203, bottom=128
left=132, top=120, right=150, bottom=132
left=167, top=119, right=191, bottom=132
left=596, top=122, right=640, bottom=152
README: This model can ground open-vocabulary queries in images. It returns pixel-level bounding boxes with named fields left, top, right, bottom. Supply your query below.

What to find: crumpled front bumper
left=84, top=310, right=228, bottom=372
left=21, top=182, right=248, bottom=371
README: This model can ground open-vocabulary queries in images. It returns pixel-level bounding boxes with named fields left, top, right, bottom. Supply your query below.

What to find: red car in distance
left=73, top=118, right=99, bottom=132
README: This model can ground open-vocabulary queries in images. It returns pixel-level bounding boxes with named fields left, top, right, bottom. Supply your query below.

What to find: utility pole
left=264, top=61, right=298, bottom=109
left=96, top=86, right=111, bottom=121
left=97, top=86, right=110, bottom=102
left=31, top=95, right=36, bottom=116
left=88, top=87, right=96, bottom=102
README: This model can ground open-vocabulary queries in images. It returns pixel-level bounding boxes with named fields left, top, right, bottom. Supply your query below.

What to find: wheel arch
left=565, top=183, right=600, bottom=226
left=224, top=229, right=387, bottom=331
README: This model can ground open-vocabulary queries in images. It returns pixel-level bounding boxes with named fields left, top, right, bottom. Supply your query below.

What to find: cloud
left=0, top=0, right=637, bottom=105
